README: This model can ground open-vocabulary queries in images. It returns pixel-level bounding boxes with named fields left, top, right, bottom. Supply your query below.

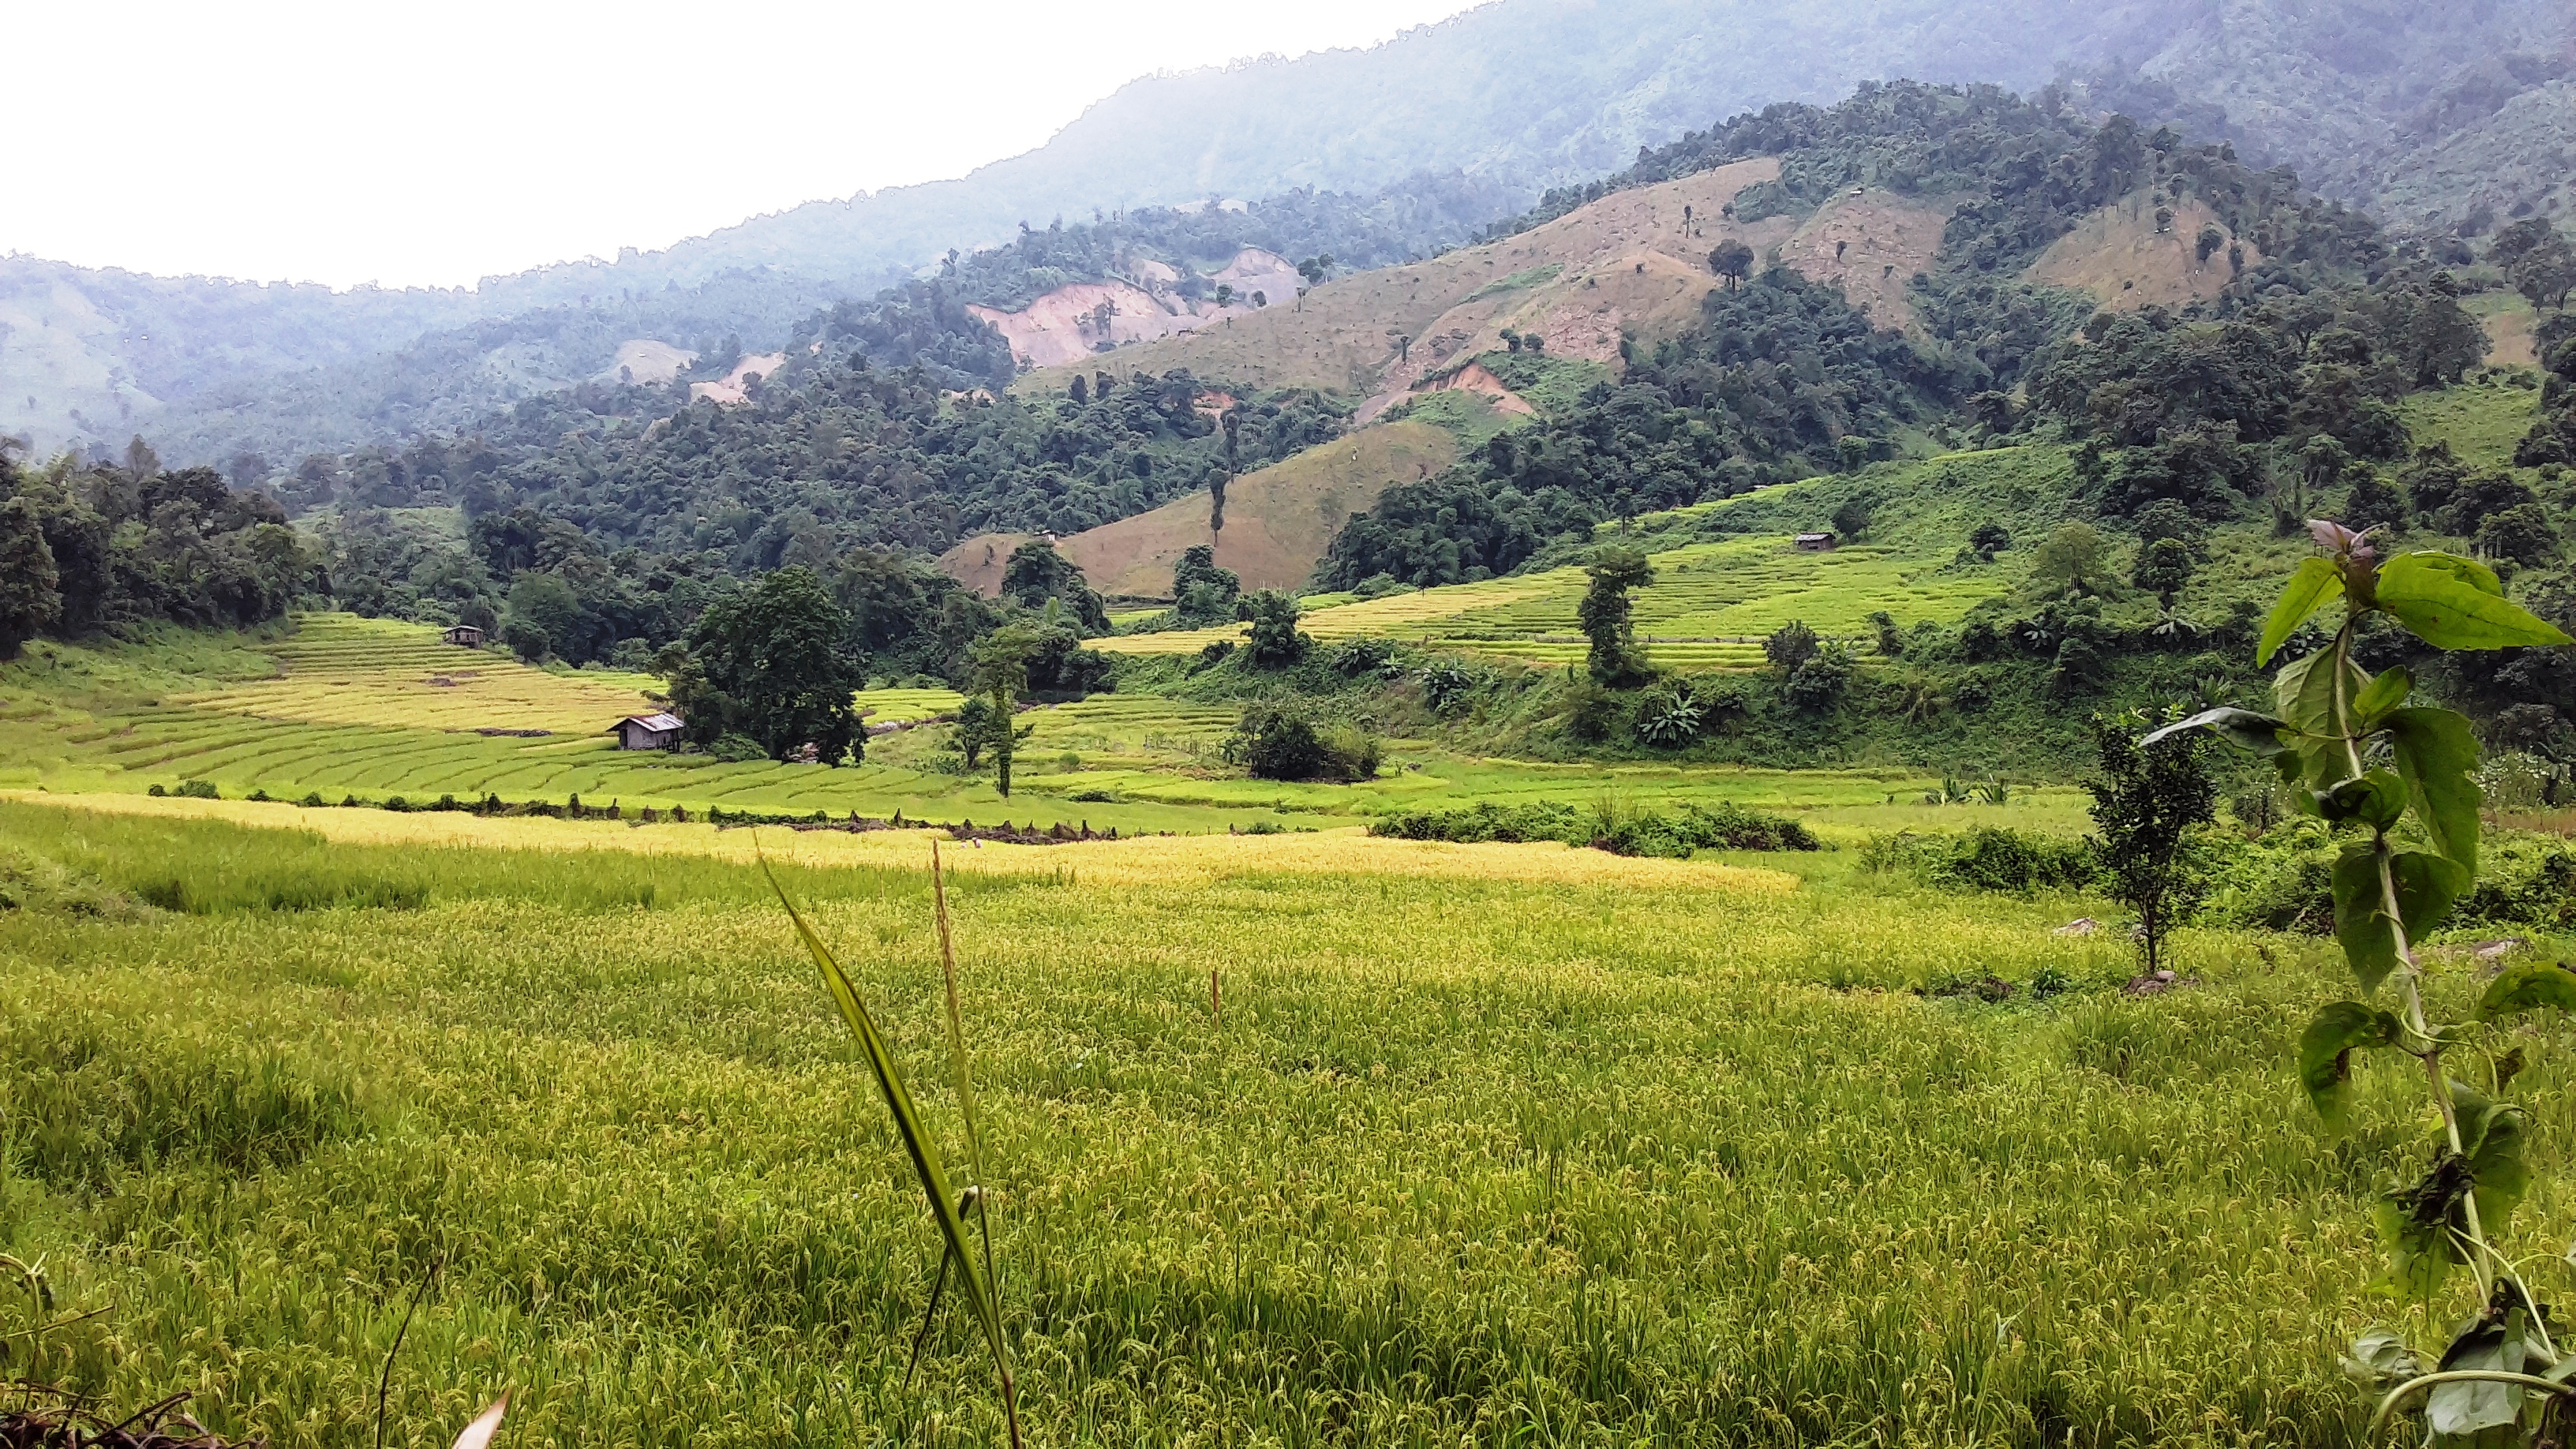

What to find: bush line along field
left=0, top=796, right=2522, bottom=1447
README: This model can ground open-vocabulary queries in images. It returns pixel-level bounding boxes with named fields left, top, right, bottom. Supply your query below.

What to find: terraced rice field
left=1101, top=534, right=2009, bottom=668
left=4, top=616, right=2012, bottom=834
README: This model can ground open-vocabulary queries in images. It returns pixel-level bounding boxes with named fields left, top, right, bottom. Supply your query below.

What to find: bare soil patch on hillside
left=689, top=351, right=786, bottom=406
left=938, top=420, right=1454, bottom=597
left=1774, top=189, right=1956, bottom=331
left=2027, top=197, right=2256, bottom=310
left=970, top=249, right=1307, bottom=370
left=1018, top=159, right=1792, bottom=410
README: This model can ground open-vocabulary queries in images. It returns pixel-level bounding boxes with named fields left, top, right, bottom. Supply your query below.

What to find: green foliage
left=2157, top=518, right=2576, bottom=1439
left=1368, top=798, right=1817, bottom=855
left=1234, top=591, right=1312, bottom=669
left=1222, top=703, right=1379, bottom=783
left=1169, top=545, right=1241, bottom=627
left=1578, top=548, right=1653, bottom=686
left=0, top=496, right=61, bottom=659
left=1, top=455, right=316, bottom=643
left=670, top=567, right=867, bottom=766
left=1864, top=825, right=2099, bottom=893
left=2086, top=709, right=2218, bottom=975
left=999, top=541, right=1110, bottom=636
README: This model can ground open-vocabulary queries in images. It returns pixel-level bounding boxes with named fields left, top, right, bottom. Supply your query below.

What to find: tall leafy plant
left=2149, top=522, right=2570, bottom=1442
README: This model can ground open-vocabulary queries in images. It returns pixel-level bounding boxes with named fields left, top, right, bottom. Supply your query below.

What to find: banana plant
left=2148, top=522, right=2570, bottom=1443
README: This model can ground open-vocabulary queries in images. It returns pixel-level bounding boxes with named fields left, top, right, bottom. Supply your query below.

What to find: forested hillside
left=13, top=0, right=2567, bottom=474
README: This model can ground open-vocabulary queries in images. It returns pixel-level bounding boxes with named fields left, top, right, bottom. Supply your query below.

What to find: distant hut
left=1793, top=531, right=1837, bottom=552
left=440, top=623, right=486, bottom=646
left=612, top=712, right=684, bottom=751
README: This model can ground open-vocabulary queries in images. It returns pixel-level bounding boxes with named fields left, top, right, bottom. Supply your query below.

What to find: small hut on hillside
left=612, top=713, right=684, bottom=751
left=1793, top=532, right=1838, bottom=552
left=441, top=623, right=486, bottom=646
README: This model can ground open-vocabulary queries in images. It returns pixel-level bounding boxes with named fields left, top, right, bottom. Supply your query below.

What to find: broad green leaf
left=2259, top=556, right=2346, bottom=665
left=2428, top=1312, right=2528, bottom=1438
left=2391, top=850, right=2473, bottom=945
left=2333, top=844, right=2403, bottom=993
left=2275, top=645, right=2370, bottom=786
left=2480, top=960, right=2576, bottom=1022
left=2299, top=1001, right=2402, bottom=1130
left=2342, top=1327, right=2424, bottom=1387
left=2374, top=1155, right=2470, bottom=1301
left=2139, top=706, right=2293, bottom=755
left=2458, top=1081, right=2533, bottom=1237
left=2320, top=770, right=2409, bottom=832
left=2384, top=707, right=2484, bottom=874
left=2378, top=552, right=2574, bottom=652
left=2350, top=665, right=2413, bottom=728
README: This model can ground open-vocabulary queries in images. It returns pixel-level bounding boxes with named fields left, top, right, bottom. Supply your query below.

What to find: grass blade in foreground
left=758, top=847, right=1022, bottom=1447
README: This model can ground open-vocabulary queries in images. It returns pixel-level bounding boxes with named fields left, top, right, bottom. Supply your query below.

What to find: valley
left=6, top=13, right=2576, bottom=1449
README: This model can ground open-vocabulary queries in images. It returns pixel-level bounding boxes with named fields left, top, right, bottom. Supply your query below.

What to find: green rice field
left=0, top=616, right=2042, bottom=837
left=0, top=795, right=2524, bottom=1446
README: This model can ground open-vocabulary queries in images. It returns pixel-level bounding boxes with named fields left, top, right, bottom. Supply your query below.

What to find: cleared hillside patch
left=2027, top=195, right=2255, bottom=310
left=940, top=419, right=1455, bottom=597
left=1017, top=159, right=1793, bottom=405
left=1773, top=187, right=1956, bottom=331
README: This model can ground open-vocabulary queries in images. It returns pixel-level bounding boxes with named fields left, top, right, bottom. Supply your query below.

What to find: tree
left=2477, top=501, right=2563, bottom=566
left=968, top=622, right=1039, bottom=797
left=678, top=567, right=866, bottom=766
left=1831, top=496, right=1872, bottom=540
left=505, top=571, right=582, bottom=660
left=2085, top=709, right=2216, bottom=978
left=952, top=694, right=998, bottom=770
left=1969, top=521, right=2012, bottom=559
left=1764, top=620, right=1819, bottom=673
left=1234, top=590, right=1310, bottom=668
left=1578, top=547, right=1654, bottom=686
left=2030, top=521, right=2110, bottom=596
left=0, top=497, right=61, bottom=659
left=1170, top=544, right=1239, bottom=626
left=999, top=541, right=1108, bottom=635
left=1709, top=240, right=1754, bottom=290
left=2340, top=467, right=2409, bottom=534
left=2505, top=224, right=2576, bottom=311
left=2133, top=537, right=2195, bottom=604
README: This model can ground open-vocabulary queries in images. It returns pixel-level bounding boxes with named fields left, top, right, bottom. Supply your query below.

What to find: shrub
left=1372, top=799, right=1818, bottom=856
left=1863, top=827, right=2098, bottom=892
left=1631, top=681, right=1707, bottom=747
left=1417, top=661, right=1481, bottom=716
left=1223, top=704, right=1379, bottom=782
left=174, top=779, right=219, bottom=800
left=710, top=733, right=767, bottom=762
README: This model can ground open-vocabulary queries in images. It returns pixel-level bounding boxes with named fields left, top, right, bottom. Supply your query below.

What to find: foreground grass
left=4, top=797, right=2544, bottom=1446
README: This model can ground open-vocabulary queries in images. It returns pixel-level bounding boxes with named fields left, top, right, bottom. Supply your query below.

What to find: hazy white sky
left=8, top=1, right=1486, bottom=291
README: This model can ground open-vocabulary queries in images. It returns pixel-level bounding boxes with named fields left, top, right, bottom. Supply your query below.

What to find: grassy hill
left=938, top=420, right=1456, bottom=598
left=1020, top=159, right=1793, bottom=409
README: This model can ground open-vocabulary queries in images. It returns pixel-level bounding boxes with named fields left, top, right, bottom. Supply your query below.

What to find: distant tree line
left=0, top=440, right=318, bottom=657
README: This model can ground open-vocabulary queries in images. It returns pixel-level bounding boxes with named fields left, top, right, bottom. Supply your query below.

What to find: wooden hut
left=612, top=712, right=684, bottom=751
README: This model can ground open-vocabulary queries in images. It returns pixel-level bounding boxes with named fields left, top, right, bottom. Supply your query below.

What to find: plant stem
left=2335, top=620, right=2493, bottom=1297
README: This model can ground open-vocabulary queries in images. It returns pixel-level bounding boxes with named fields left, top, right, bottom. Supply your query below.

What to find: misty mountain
left=4, top=0, right=2569, bottom=468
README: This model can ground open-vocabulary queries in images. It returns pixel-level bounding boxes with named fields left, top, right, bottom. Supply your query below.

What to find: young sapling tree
left=2149, top=520, right=2571, bottom=1443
